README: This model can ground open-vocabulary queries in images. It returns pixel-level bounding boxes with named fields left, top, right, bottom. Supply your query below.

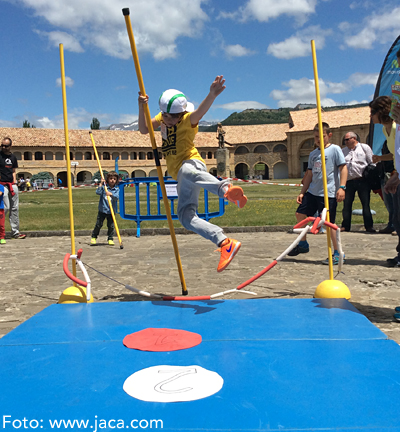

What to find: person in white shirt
left=341, top=132, right=375, bottom=233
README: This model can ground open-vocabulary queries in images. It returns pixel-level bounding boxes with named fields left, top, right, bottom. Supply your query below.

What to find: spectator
left=0, top=137, right=26, bottom=239
left=26, top=177, right=31, bottom=192
left=90, top=171, right=120, bottom=246
left=341, top=132, right=375, bottom=233
left=288, top=122, right=347, bottom=265
left=0, top=183, right=5, bottom=244
left=58, top=178, right=62, bottom=187
left=372, top=141, right=396, bottom=234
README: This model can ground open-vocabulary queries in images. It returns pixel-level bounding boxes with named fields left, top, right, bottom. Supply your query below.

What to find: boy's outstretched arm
left=138, top=93, right=161, bottom=134
left=190, top=75, right=226, bottom=126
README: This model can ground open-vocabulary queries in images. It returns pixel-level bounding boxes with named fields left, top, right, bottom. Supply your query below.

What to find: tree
left=22, top=120, right=36, bottom=128
left=90, top=118, right=100, bottom=130
left=31, top=172, right=53, bottom=181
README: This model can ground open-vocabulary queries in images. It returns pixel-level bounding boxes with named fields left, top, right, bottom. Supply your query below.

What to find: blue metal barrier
left=118, top=176, right=225, bottom=237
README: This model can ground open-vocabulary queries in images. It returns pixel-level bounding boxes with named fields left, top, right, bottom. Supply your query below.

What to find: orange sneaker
left=224, top=184, right=247, bottom=208
left=216, top=238, right=241, bottom=272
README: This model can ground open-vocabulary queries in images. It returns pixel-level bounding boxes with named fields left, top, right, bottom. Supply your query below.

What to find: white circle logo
left=123, top=365, right=223, bottom=402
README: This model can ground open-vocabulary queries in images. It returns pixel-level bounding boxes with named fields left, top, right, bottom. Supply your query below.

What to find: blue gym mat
left=0, top=298, right=399, bottom=431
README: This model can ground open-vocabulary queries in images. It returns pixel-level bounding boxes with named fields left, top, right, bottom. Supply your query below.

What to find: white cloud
left=224, top=44, right=256, bottom=58
left=56, top=76, right=74, bottom=87
left=267, top=25, right=332, bottom=59
left=348, top=72, right=378, bottom=87
left=0, top=120, right=20, bottom=127
left=220, top=0, right=317, bottom=24
left=341, top=7, right=400, bottom=49
left=15, top=0, right=208, bottom=60
left=270, top=73, right=376, bottom=107
left=215, top=101, right=269, bottom=111
left=34, top=30, right=84, bottom=52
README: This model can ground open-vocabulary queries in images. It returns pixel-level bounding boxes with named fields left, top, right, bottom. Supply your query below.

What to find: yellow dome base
left=58, top=286, right=94, bottom=304
left=314, top=279, right=351, bottom=300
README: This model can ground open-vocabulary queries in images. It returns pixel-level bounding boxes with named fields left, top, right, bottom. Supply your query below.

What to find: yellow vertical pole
left=89, top=132, right=124, bottom=249
left=122, top=8, right=187, bottom=295
left=59, top=43, right=77, bottom=283
left=311, top=40, right=333, bottom=280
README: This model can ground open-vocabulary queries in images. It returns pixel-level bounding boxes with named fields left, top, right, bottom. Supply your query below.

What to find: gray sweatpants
left=3, top=184, right=20, bottom=237
left=177, top=159, right=229, bottom=246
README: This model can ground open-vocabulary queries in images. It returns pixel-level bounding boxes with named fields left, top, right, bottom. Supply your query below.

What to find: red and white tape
left=218, top=177, right=302, bottom=187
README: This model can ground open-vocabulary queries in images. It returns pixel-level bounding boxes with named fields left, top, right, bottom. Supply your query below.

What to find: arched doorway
left=131, top=170, right=146, bottom=178
left=58, top=171, right=74, bottom=187
left=235, top=163, right=249, bottom=179
left=77, top=171, right=92, bottom=184
left=273, top=162, right=289, bottom=179
left=254, top=163, right=269, bottom=180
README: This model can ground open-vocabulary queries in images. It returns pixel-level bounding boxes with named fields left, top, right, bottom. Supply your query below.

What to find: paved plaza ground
left=1, top=227, right=400, bottom=344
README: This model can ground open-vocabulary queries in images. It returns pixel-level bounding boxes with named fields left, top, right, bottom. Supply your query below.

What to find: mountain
left=102, top=119, right=218, bottom=132
left=101, top=120, right=139, bottom=131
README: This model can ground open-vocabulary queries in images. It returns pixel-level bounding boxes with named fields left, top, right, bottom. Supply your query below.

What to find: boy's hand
left=392, top=103, right=400, bottom=123
left=336, top=188, right=345, bottom=202
left=296, top=193, right=304, bottom=204
left=210, top=75, right=226, bottom=98
left=372, top=155, right=381, bottom=163
left=385, top=173, right=400, bottom=194
left=138, top=92, right=149, bottom=105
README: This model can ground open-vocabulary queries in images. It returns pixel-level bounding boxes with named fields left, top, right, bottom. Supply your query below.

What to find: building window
left=34, top=151, right=43, bottom=161
left=147, top=151, right=153, bottom=160
left=273, top=144, right=287, bottom=152
left=103, top=152, right=110, bottom=160
left=139, top=152, right=146, bottom=160
left=14, top=152, right=22, bottom=160
left=300, top=139, right=314, bottom=150
left=121, top=152, right=129, bottom=160
left=75, top=152, right=83, bottom=160
left=207, top=151, right=212, bottom=159
left=55, top=152, right=64, bottom=160
left=84, top=152, right=92, bottom=160
left=131, top=152, right=137, bottom=160
left=112, top=152, right=119, bottom=160
left=254, top=145, right=268, bottom=153
left=234, top=146, right=249, bottom=155
left=201, top=152, right=206, bottom=159
left=24, top=152, right=32, bottom=161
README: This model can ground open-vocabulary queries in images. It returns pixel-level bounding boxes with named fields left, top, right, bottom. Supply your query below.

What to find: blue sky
left=1, top=0, right=400, bottom=129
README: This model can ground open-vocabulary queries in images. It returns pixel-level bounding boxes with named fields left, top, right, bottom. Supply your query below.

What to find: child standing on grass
left=289, top=122, right=348, bottom=264
left=0, top=184, right=5, bottom=245
left=90, top=171, right=119, bottom=246
left=138, top=75, right=247, bottom=272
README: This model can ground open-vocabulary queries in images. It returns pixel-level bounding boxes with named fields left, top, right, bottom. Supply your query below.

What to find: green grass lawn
left=6, top=180, right=389, bottom=232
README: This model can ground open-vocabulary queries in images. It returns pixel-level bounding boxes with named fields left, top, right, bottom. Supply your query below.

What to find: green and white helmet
left=159, top=89, right=194, bottom=114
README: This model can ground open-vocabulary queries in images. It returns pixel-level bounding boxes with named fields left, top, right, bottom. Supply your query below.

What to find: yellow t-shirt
left=155, top=112, right=205, bottom=180
left=382, top=122, right=397, bottom=155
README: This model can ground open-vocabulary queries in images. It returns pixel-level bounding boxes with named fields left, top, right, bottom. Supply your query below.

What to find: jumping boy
left=289, top=122, right=348, bottom=264
left=0, top=183, right=5, bottom=244
left=90, top=171, right=120, bottom=246
left=138, top=75, right=247, bottom=272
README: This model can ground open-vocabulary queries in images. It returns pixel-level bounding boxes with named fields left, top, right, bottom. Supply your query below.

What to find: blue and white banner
left=370, top=36, right=400, bottom=154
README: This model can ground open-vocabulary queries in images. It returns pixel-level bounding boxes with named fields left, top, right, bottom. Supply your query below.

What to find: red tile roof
left=288, top=106, right=370, bottom=132
left=224, top=124, right=289, bottom=144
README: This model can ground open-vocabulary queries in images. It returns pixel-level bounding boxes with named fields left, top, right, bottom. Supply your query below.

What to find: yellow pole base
left=314, top=279, right=351, bottom=300
left=58, top=286, right=94, bottom=304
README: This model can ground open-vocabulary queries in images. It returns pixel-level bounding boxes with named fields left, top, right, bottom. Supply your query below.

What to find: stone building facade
left=0, top=106, right=371, bottom=184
